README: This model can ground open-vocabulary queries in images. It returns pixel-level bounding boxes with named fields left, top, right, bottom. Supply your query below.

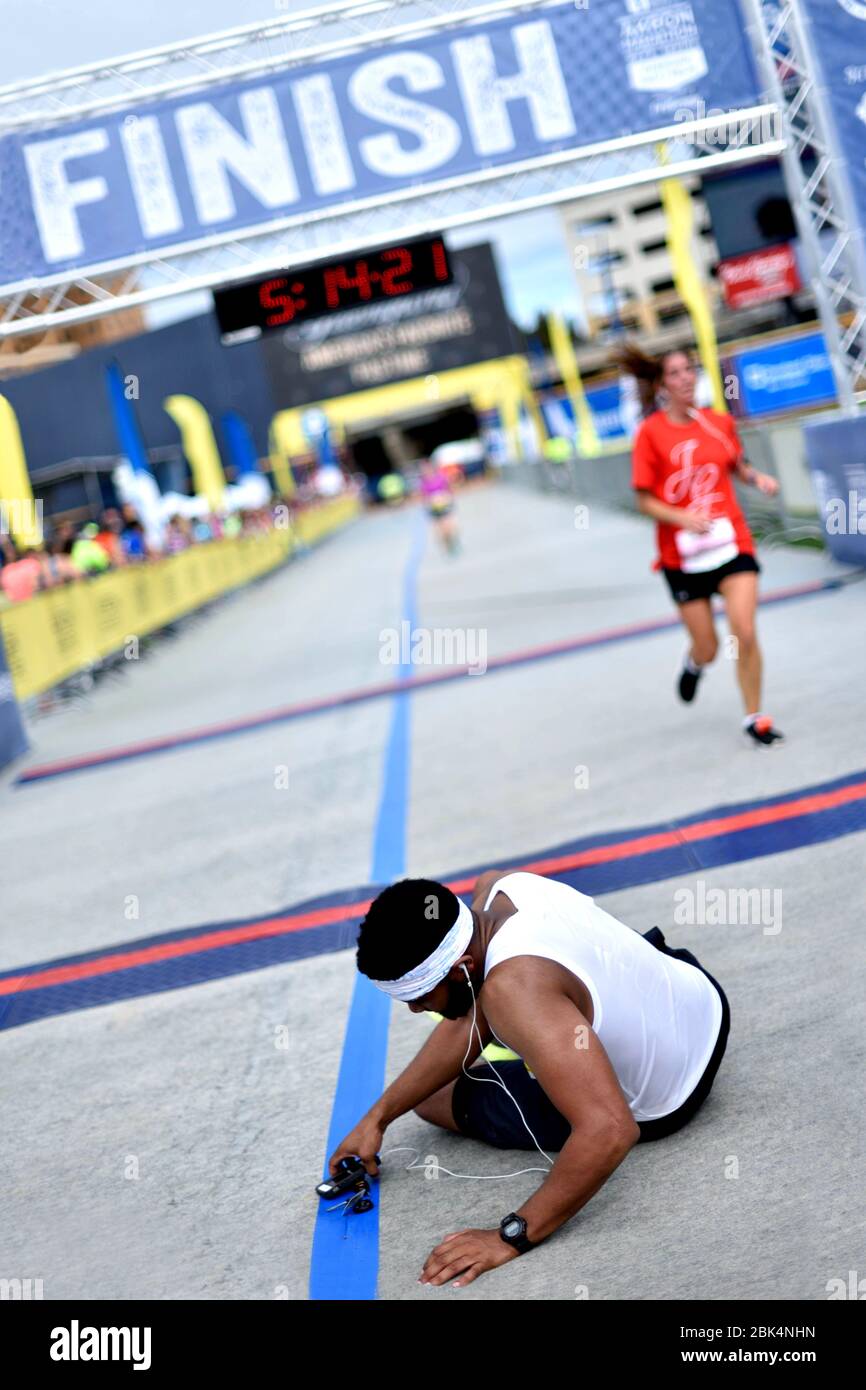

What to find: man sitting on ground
left=329, top=869, right=730, bottom=1288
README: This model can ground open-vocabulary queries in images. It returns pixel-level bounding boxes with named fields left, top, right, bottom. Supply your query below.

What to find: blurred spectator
left=0, top=481, right=349, bottom=601
left=72, top=523, right=112, bottom=575
left=0, top=543, right=45, bottom=602
left=121, top=517, right=148, bottom=562
left=45, top=536, right=80, bottom=585
left=95, top=509, right=126, bottom=567
left=378, top=473, right=406, bottom=505
left=120, top=505, right=149, bottom=562
left=164, top=516, right=192, bottom=554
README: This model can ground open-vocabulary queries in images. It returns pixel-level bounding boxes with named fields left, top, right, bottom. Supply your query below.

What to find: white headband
left=372, top=899, right=474, bottom=1002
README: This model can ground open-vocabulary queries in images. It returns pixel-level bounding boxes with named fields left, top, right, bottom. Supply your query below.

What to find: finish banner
left=0, top=1, right=760, bottom=286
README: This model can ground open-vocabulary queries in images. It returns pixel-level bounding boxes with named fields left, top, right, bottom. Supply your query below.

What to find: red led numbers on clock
left=259, top=278, right=306, bottom=326
left=431, top=239, right=449, bottom=282
left=215, top=236, right=452, bottom=338
left=323, top=260, right=374, bottom=309
left=380, top=246, right=414, bottom=296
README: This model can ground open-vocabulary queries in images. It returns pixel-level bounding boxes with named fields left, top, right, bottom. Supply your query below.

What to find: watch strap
left=499, top=1212, right=534, bottom=1254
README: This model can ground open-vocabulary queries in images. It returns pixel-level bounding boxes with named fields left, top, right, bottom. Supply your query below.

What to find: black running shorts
left=450, top=929, right=730, bottom=1151
left=662, top=551, right=760, bottom=606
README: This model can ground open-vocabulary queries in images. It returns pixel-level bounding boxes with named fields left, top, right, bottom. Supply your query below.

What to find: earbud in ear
left=461, top=964, right=471, bottom=981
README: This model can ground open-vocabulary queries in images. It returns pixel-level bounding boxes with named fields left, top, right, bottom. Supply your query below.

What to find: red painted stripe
left=0, top=899, right=374, bottom=997
left=3, top=773, right=863, bottom=999
left=15, top=624, right=670, bottom=780
left=17, top=579, right=832, bottom=783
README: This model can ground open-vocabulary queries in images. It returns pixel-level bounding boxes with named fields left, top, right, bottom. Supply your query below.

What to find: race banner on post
left=797, top=0, right=866, bottom=301
left=0, top=626, right=28, bottom=770
left=0, top=1, right=761, bottom=287
left=724, top=330, right=837, bottom=418
left=803, top=415, right=866, bottom=567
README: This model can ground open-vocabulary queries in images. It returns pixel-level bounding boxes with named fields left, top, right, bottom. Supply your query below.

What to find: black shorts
left=450, top=929, right=730, bottom=1151
left=662, top=551, right=760, bottom=606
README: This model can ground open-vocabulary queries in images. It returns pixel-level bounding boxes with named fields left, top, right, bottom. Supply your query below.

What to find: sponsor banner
left=0, top=625, right=28, bottom=769
left=477, top=408, right=509, bottom=467
left=261, top=243, right=516, bottom=405
left=718, top=243, right=801, bottom=309
left=799, top=1, right=866, bottom=292
left=803, top=415, right=866, bottom=566
left=541, top=383, right=631, bottom=442
left=0, top=1, right=760, bottom=286
left=585, top=381, right=632, bottom=440
left=726, top=331, right=837, bottom=418
left=0, top=497, right=358, bottom=700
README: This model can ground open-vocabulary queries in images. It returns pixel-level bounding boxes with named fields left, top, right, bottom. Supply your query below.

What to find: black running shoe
left=678, top=662, right=702, bottom=703
left=744, top=716, right=784, bottom=747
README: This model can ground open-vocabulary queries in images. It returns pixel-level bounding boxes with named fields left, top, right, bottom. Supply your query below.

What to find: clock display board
left=214, top=236, right=453, bottom=337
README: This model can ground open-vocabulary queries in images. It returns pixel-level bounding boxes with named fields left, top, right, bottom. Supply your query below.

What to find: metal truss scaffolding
left=0, top=0, right=783, bottom=350
left=742, top=0, right=866, bottom=410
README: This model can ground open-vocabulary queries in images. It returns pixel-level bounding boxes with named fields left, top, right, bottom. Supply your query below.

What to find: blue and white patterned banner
left=0, top=1, right=760, bottom=286
left=804, top=414, right=866, bottom=567
left=0, top=628, right=28, bottom=770
left=798, top=1, right=866, bottom=295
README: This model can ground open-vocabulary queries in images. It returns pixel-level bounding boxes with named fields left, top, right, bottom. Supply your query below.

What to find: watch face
left=503, top=1219, right=522, bottom=1238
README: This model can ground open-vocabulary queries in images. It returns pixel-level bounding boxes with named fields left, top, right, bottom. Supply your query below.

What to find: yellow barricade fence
left=1, top=494, right=360, bottom=701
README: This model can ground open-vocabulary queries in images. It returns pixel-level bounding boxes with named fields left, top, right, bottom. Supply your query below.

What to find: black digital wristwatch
left=499, top=1212, right=534, bottom=1255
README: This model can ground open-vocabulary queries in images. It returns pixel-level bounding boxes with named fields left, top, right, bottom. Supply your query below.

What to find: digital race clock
left=213, top=235, right=453, bottom=338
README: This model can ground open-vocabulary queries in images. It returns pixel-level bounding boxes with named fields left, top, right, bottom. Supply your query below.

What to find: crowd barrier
left=501, top=415, right=823, bottom=537
left=0, top=494, right=360, bottom=702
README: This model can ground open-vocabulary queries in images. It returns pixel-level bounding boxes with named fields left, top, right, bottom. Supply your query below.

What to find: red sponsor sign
left=718, top=244, right=801, bottom=309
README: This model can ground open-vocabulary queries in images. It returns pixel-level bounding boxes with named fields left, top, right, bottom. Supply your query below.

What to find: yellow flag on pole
left=658, top=159, right=727, bottom=412
left=163, top=395, right=227, bottom=511
left=546, top=313, right=601, bottom=457
left=0, top=394, right=43, bottom=549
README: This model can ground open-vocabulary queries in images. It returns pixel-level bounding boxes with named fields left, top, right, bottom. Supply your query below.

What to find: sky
left=0, top=0, right=585, bottom=332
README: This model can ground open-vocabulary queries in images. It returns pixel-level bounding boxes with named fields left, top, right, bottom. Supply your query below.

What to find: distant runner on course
left=419, top=458, right=460, bottom=554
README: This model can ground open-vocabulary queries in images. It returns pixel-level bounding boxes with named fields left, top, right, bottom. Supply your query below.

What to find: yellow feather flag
left=0, top=394, right=43, bottom=549
left=268, top=412, right=300, bottom=498
left=658, top=160, right=727, bottom=412
left=546, top=312, right=601, bottom=457
left=163, top=395, right=227, bottom=512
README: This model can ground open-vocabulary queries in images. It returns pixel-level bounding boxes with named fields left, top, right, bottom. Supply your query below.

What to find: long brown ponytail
left=612, top=342, right=665, bottom=418
left=613, top=342, right=694, bottom=419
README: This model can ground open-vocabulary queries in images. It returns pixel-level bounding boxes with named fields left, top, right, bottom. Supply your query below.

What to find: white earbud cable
left=384, top=968, right=555, bottom=1184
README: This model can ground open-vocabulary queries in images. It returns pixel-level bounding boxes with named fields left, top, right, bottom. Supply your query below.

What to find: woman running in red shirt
left=622, top=345, right=784, bottom=747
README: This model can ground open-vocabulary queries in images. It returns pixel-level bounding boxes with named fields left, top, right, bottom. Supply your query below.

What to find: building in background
left=560, top=177, right=717, bottom=341
left=559, top=159, right=817, bottom=366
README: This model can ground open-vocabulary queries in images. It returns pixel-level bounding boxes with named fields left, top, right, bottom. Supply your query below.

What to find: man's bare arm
left=482, top=960, right=639, bottom=1243
left=371, top=1010, right=490, bottom=1126
left=328, top=1009, right=491, bottom=1178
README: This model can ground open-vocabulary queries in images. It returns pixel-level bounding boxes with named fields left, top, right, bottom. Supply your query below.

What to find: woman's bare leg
left=677, top=598, right=719, bottom=668
left=719, top=571, right=762, bottom=716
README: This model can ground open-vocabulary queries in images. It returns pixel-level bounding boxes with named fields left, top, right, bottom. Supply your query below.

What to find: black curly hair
left=356, top=878, right=460, bottom=982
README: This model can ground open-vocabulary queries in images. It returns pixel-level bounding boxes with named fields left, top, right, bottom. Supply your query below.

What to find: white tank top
left=483, top=872, right=723, bottom=1122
